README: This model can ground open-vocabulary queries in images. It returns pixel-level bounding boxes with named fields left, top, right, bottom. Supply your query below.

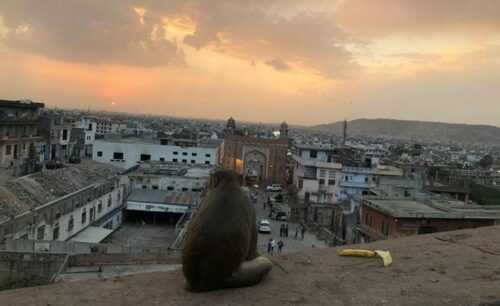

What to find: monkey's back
left=182, top=181, right=257, bottom=291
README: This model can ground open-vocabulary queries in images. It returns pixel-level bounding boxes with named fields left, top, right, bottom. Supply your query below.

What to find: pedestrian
left=294, top=226, right=299, bottom=240
left=301, top=225, right=306, bottom=240
left=278, top=240, right=284, bottom=253
left=271, top=239, right=277, bottom=255
left=285, top=223, right=289, bottom=238
left=267, top=239, right=272, bottom=254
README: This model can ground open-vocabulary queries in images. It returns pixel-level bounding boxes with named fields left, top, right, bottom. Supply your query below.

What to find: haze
left=1, top=0, right=500, bottom=126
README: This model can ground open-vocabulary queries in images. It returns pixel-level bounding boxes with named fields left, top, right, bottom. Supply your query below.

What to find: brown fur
left=182, top=170, right=271, bottom=292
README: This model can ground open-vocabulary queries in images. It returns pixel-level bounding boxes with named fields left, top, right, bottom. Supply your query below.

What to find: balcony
left=339, top=180, right=376, bottom=188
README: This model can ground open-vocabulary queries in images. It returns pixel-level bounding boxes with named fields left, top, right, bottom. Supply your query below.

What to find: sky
left=1, top=0, right=500, bottom=126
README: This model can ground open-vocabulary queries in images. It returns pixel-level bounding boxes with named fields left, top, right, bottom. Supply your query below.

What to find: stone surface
left=1, top=225, right=499, bottom=305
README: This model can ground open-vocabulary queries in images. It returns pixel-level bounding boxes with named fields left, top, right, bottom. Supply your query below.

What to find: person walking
left=271, top=239, right=277, bottom=255
left=285, top=223, right=289, bottom=238
left=267, top=239, right=272, bottom=254
left=301, top=225, right=306, bottom=240
left=294, top=226, right=299, bottom=240
left=278, top=240, right=284, bottom=254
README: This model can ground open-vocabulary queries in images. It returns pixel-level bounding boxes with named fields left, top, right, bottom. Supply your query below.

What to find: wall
left=130, top=176, right=208, bottom=192
left=0, top=252, right=66, bottom=290
left=93, top=140, right=217, bottom=169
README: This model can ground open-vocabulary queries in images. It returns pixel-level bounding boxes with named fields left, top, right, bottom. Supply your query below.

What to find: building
left=0, top=161, right=129, bottom=243
left=92, top=138, right=218, bottom=169
left=221, top=118, right=289, bottom=185
left=291, top=144, right=404, bottom=226
left=125, top=162, right=212, bottom=224
left=39, top=111, right=76, bottom=161
left=0, top=99, right=45, bottom=170
left=356, top=198, right=500, bottom=243
left=73, top=117, right=96, bottom=158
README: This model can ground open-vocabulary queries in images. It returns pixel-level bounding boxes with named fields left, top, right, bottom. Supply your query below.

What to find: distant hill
left=311, top=119, right=500, bottom=145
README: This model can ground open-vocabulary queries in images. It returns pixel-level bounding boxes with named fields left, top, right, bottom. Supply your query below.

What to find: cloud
left=336, top=0, right=500, bottom=37
left=265, top=58, right=290, bottom=71
left=0, top=0, right=185, bottom=67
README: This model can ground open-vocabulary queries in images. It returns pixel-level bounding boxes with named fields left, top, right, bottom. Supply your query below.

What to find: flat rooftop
left=365, top=198, right=500, bottom=219
left=128, top=162, right=213, bottom=179
left=127, top=190, right=199, bottom=206
left=1, top=225, right=499, bottom=305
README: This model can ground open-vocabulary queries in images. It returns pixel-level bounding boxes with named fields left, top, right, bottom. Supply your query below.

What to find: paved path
left=253, top=189, right=326, bottom=256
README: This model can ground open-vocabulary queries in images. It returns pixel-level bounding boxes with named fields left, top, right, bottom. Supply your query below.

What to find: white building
left=0, top=162, right=129, bottom=243
left=93, top=138, right=219, bottom=169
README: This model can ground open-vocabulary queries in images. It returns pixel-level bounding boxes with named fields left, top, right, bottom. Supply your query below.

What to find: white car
left=266, top=184, right=282, bottom=192
left=258, top=220, right=272, bottom=234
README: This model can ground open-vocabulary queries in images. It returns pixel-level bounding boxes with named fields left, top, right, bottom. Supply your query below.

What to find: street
left=253, top=188, right=326, bottom=256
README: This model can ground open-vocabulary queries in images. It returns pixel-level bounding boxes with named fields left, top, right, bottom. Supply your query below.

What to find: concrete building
left=356, top=198, right=500, bottom=243
left=39, top=112, right=76, bottom=161
left=0, top=99, right=45, bottom=170
left=0, top=161, right=129, bottom=243
left=92, top=138, right=218, bottom=169
left=73, top=117, right=96, bottom=158
left=221, top=118, right=289, bottom=185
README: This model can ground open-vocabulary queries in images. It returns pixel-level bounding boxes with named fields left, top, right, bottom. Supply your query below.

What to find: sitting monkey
left=182, top=170, right=272, bottom=292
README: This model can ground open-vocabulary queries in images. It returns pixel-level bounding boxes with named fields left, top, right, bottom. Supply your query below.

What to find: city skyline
left=1, top=1, right=500, bottom=125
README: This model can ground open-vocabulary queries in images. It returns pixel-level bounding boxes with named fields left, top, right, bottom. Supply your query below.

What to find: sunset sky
left=1, top=1, right=500, bottom=125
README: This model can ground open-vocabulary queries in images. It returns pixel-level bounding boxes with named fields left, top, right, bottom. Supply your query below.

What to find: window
left=90, top=207, right=96, bottom=222
left=205, top=161, right=211, bottom=165
left=81, top=209, right=87, bottom=224
left=328, top=179, right=336, bottom=186
left=152, top=185, right=159, bottom=190
left=107, top=195, right=112, bottom=207
left=319, top=179, right=325, bottom=185
left=53, top=225, right=60, bottom=240
left=113, top=152, right=124, bottom=160
left=191, top=160, right=196, bottom=164
left=55, top=212, right=61, bottom=219
left=192, top=153, right=197, bottom=156
left=173, top=151, right=178, bottom=155
left=182, top=159, right=187, bottom=163
left=182, top=152, right=188, bottom=156
left=298, top=179, right=303, bottom=189
left=160, top=157, right=165, bottom=162
left=182, top=187, right=188, bottom=192
left=5, top=145, right=11, bottom=155
left=173, top=158, right=178, bottom=162
left=140, top=154, right=151, bottom=161
left=310, top=150, right=317, bottom=158
left=98, top=203, right=102, bottom=213
left=365, top=177, right=369, bottom=183
left=37, top=225, right=45, bottom=240
left=167, top=186, right=174, bottom=191
left=205, top=154, right=211, bottom=158
left=97, top=151, right=103, bottom=157
left=319, top=169, right=326, bottom=177
left=68, top=216, right=74, bottom=232
left=62, top=129, right=68, bottom=141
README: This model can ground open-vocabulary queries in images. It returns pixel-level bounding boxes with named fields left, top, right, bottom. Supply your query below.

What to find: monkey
left=182, top=170, right=272, bottom=292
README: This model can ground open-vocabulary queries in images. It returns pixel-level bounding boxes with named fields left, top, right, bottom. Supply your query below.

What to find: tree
left=479, top=155, right=494, bottom=169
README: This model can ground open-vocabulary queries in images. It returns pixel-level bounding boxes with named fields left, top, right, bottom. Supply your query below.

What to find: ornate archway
left=243, top=150, right=267, bottom=185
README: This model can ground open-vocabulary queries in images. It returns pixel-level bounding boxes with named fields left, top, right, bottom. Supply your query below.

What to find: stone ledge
left=1, top=226, right=500, bottom=306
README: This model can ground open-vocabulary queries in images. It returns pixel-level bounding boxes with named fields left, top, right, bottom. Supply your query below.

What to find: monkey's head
left=209, top=170, right=241, bottom=189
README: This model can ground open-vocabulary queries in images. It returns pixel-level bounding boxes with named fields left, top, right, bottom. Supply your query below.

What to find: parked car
left=258, top=219, right=272, bottom=234
left=274, top=212, right=287, bottom=221
left=266, top=184, right=282, bottom=192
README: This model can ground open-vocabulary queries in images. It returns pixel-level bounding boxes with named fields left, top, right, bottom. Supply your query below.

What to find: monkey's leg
left=223, top=256, right=273, bottom=289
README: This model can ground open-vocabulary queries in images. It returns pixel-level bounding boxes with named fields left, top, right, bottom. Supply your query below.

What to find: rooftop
left=127, top=190, right=200, bottom=206
left=0, top=99, right=45, bottom=109
left=365, top=198, right=500, bottom=219
left=0, top=160, right=122, bottom=223
left=128, top=162, right=213, bottom=179
left=1, top=225, right=499, bottom=305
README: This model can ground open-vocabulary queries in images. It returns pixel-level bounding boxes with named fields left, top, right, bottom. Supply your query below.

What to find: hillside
left=312, top=119, right=500, bottom=145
